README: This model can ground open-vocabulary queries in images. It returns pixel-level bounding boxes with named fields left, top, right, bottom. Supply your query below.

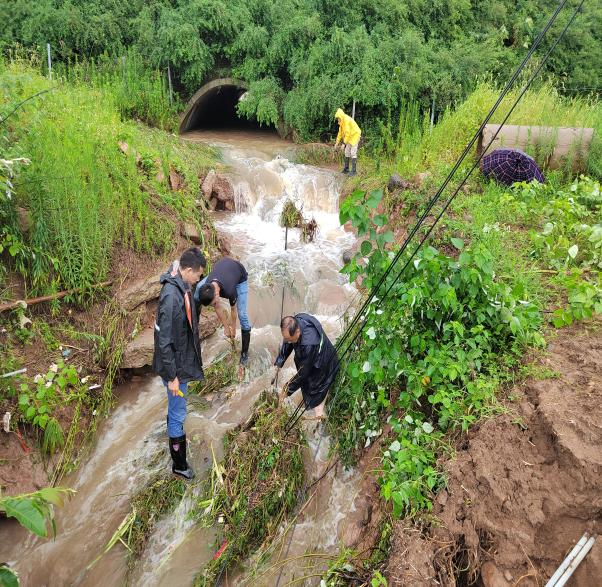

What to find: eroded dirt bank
left=387, top=319, right=602, bottom=586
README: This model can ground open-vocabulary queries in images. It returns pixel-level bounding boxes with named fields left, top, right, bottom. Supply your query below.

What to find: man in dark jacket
left=153, top=247, right=206, bottom=479
left=274, top=314, right=340, bottom=420
left=195, top=257, right=251, bottom=367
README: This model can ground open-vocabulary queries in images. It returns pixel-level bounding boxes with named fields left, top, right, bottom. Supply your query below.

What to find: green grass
left=0, top=58, right=219, bottom=298
left=128, top=474, right=187, bottom=561
left=188, top=351, right=238, bottom=398
left=350, top=82, right=601, bottom=195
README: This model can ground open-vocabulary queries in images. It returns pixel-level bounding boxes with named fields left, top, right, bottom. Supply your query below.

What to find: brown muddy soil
left=387, top=318, right=602, bottom=586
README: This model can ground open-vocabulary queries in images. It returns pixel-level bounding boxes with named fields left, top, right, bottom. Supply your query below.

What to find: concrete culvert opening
left=179, top=78, right=271, bottom=134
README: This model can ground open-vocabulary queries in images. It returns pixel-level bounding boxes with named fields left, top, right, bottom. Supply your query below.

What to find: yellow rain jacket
left=334, top=108, right=361, bottom=147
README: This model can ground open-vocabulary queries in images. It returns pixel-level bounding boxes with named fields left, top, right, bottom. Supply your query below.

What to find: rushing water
left=1, top=130, right=361, bottom=587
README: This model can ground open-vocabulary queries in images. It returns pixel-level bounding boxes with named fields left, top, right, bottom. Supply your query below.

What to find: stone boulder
left=121, top=327, right=154, bottom=369
left=16, top=207, right=32, bottom=234
left=181, top=223, right=201, bottom=245
left=169, top=168, right=184, bottom=191
left=387, top=173, right=411, bottom=192
left=116, top=273, right=163, bottom=311
left=201, top=170, right=235, bottom=210
left=121, top=311, right=222, bottom=369
left=199, top=310, right=221, bottom=340
left=412, top=171, right=431, bottom=188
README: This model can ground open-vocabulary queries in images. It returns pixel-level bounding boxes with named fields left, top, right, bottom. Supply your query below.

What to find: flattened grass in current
left=193, top=392, right=305, bottom=586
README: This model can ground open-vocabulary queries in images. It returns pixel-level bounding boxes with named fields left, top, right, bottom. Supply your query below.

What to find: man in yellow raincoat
left=334, top=108, right=361, bottom=176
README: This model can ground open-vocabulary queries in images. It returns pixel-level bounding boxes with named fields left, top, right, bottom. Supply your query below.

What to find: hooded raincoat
left=152, top=268, right=204, bottom=384
left=275, top=313, right=340, bottom=409
left=334, top=108, right=361, bottom=147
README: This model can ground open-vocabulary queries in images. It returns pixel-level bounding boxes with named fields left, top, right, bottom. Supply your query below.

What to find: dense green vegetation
left=0, top=58, right=217, bottom=298
left=328, top=81, right=601, bottom=521
left=2, top=0, right=600, bottom=138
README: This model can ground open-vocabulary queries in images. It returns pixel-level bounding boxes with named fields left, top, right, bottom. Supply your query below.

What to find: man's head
left=280, top=316, right=301, bottom=343
left=179, top=247, right=206, bottom=286
left=198, top=283, right=217, bottom=307
left=335, top=108, right=345, bottom=124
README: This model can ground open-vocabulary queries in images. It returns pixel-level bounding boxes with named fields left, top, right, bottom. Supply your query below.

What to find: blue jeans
left=194, top=278, right=251, bottom=331
left=236, top=280, right=251, bottom=330
left=164, top=380, right=188, bottom=438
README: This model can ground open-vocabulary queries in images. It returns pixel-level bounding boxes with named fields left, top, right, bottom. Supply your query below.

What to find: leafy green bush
left=2, top=0, right=601, bottom=140
left=18, top=359, right=87, bottom=455
left=331, top=189, right=542, bottom=515
left=499, top=177, right=602, bottom=326
left=1, top=60, right=218, bottom=297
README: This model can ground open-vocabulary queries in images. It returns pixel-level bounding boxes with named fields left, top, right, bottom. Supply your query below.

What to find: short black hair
left=280, top=316, right=299, bottom=336
left=198, top=283, right=216, bottom=306
left=180, top=247, right=206, bottom=271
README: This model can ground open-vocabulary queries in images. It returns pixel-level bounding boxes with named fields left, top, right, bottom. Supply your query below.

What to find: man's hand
left=168, top=377, right=180, bottom=396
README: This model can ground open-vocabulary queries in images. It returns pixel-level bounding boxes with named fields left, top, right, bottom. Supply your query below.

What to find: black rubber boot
left=342, top=157, right=350, bottom=174
left=348, top=158, right=357, bottom=177
left=169, top=435, right=194, bottom=480
left=240, top=329, right=251, bottom=366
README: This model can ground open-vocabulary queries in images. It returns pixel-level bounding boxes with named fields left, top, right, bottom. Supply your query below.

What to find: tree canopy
left=2, top=0, right=600, bottom=138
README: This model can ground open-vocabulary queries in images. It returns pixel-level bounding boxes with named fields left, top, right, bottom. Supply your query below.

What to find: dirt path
left=387, top=319, right=602, bottom=586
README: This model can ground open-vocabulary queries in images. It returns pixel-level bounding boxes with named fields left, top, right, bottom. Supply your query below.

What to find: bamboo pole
left=0, top=281, right=112, bottom=313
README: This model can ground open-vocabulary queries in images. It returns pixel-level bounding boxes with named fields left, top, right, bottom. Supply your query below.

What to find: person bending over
left=274, top=314, right=340, bottom=422
left=195, top=257, right=251, bottom=366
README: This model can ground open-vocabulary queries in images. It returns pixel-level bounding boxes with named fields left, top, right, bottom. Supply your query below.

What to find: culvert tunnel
left=179, top=78, right=269, bottom=134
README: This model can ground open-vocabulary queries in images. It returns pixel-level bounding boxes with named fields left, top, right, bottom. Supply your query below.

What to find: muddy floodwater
left=1, top=130, right=362, bottom=586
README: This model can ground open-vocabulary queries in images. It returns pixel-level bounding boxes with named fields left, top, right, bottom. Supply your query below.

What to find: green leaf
left=360, top=240, right=372, bottom=256
left=382, top=231, right=394, bottom=243
left=568, top=244, right=578, bottom=259
left=422, top=422, right=434, bottom=434
left=0, top=567, right=19, bottom=587
left=458, top=251, right=471, bottom=266
left=2, top=497, right=48, bottom=537
left=38, top=487, right=68, bottom=507
left=450, top=237, right=464, bottom=250
left=366, top=190, right=382, bottom=209
left=389, top=440, right=401, bottom=452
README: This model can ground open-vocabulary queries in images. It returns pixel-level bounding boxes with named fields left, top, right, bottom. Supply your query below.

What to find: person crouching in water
left=195, top=257, right=251, bottom=368
left=153, top=247, right=206, bottom=480
left=274, top=314, right=340, bottom=425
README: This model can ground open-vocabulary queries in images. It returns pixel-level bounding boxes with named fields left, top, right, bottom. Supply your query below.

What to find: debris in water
left=193, top=392, right=305, bottom=586
left=188, top=351, right=238, bottom=399
left=279, top=198, right=318, bottom=242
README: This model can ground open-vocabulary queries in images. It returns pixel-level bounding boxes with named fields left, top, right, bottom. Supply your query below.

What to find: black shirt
left=206, top=258, right=248, bottom=306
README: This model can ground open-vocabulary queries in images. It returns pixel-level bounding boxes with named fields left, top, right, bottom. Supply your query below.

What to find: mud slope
left=387, top=319, right=602, bottom=586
